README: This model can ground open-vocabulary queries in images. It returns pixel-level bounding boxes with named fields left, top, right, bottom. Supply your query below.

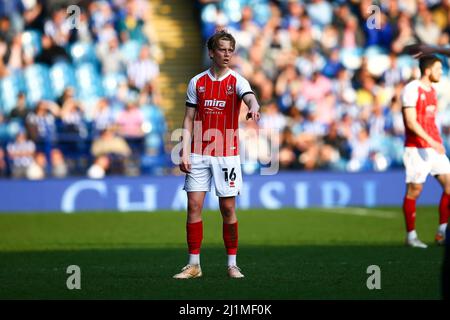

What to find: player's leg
left=404, top=183, right=425, bottom=246
left=403, top=147, right=429, bottom=248
left=432, top=155, right=450, bottom=245
left=211, top=155, right=244, bottom=278
left=218, top=196, right=243, bottom=278
left=174, top=192, right=207, bottom=279
left=186, top=191, right=206, bottom=263
left=174, top=155, right=211, bottom=279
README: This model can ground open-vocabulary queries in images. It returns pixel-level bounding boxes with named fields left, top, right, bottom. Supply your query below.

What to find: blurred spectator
left=92, top=98, right=115, bottom=136
left=259, top=101, right=287, bottom=133
left=340, top=15, right=365, bottom=49
left=60, top=99, right=86, bottom=138
left=91, top=127, right=131, bottom=157
left=307, top=0, right=333, bottom=28
left=75, top=11, right=93, bottom=43
left=91, top=127, right=131, bottom=175
left=9, top=92, right=29, bottom=121
left=281, top=0, right=304, bottom=31
left=116, top=100, right=145, bottom=139
left=0, top=147, right=6, bottom=177
left=6, top=131, right=35, bottom=178
left=57, top=87, right=75, bottom=107
left=0, top=16, right=15, bottom=43
left=25, top=100, right=59, bottom=153
left=323, top=121, right=350, bottom=162
left=322, top=48, right=343, bottom=78
left=96, top=36, right=125, bottom=74
left=23, top=0, right=45, bottom=32
left=87, top=155, right=110, bottom=179
left=50, top=148, right=67, bottom=178
left=127, top=45, right=159, bottom=91
left=368, top=96, right=387, bottom=138
left=415, top=9, right=440, bottom=45
left=116, top=100, right=145, bottom=172
left=239, top=120, right=271, bottom=173
left=35, top=34, right=71, bottom=65
left=382, top=53, right=404, bottom=87
left=44, top=7, right=73, bottom=47
left=347, top=127, right=372, bottom=172
left=391, top=12, right=417, bottom=54
left=117, top=0, right=147, bottom=42
left=26, top=151, right=46, bottom=180
left=300, top=71, right=332, bottom=105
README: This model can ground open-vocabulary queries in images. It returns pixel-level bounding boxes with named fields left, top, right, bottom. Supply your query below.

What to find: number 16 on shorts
left=222, top=167, right=237, bottom=185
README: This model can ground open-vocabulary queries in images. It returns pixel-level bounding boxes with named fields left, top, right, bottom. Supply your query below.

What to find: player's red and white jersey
left=185, top=69, right=253, bottom=157
left=401, top=79, right=442, bottom=148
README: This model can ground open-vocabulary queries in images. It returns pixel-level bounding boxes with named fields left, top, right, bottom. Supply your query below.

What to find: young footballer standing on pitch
left=173, top=30, right=261, bottom=279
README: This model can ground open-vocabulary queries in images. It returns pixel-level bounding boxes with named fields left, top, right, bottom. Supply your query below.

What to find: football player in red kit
left=173, top=30, right=261, bottom=278
left=401, top=55, right=449, bottom=248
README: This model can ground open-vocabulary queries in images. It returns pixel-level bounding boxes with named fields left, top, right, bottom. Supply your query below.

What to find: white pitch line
left=316, top=207, right=398, bottom=219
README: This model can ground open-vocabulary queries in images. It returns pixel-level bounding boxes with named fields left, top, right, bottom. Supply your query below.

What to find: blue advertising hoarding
left=0, top=171, right=443, bottom=213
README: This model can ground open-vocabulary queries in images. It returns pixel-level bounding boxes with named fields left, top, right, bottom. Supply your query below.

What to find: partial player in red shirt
left=401, top=55, right=449, bottom=248
left=173, top=31, right=261, bottom=279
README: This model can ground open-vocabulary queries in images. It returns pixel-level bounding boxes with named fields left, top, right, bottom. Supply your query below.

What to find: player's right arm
left=180, top=77, right=198, bottom=173
left=180, top=107, right=195, bottom=173
left=402, top=107, right=445, bottom=154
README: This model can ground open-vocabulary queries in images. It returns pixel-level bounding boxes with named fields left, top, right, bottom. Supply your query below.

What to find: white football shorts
left=403, top=147, right=450, bottom=184
left=183, top=153, right=242, bottom=197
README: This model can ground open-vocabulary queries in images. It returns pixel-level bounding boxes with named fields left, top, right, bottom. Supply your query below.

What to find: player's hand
left=403, top=44, right=427, bottom=59
left=179, top=155, right=191, bottom=173
left=246, top=109, right=260, bottom=121
left=430, top=140, right=446, bottom=154
left=403, top=43, right=450, bottom=58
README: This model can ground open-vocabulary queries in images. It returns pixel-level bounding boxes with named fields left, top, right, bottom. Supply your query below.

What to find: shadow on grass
left=0, top=245, right=444, bottom=300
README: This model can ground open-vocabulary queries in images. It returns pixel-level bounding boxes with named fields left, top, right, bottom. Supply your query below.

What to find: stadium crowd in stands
left=3, top=0, right=450, bottom=179
left=0, top=0, right=167, bottom=179
left=199, top=0, right=450, bottom=174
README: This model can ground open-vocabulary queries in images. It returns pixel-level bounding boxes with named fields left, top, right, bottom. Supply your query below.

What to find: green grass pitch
left=0, top=207, right=445, bottom=299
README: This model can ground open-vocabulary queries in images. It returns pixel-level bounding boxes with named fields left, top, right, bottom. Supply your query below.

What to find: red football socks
left=403, top=197, right=416, bottom=232
left=223, top=222, right=238, bottom=255
left=187, top=221, right=203, bottom=254
left=439, top=193, right=450, bottom=225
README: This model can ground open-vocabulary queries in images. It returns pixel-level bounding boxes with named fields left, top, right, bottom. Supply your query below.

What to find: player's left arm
left=243, top=93, right=261, bottom=121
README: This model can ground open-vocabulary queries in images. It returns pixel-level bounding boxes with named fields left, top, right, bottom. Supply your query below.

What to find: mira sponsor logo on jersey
left=204, top=99, right=226, bottom=110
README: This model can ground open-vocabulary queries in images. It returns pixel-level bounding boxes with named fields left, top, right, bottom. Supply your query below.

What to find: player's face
left=210, top=40, right=234, bottom=69
left=429, top=61, right=443, bottom=83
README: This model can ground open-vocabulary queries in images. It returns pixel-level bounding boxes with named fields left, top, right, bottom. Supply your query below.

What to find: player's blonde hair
left=207, top=30, right=236, bottom=51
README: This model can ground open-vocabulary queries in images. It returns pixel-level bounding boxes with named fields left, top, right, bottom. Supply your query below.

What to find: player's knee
left=408, top=185, right=423, bottom=198
left=444, top=184, right=450, bottom=195
left=220, top=204, right=235, bottom=219
left=187, top=200, right=203, bottom=215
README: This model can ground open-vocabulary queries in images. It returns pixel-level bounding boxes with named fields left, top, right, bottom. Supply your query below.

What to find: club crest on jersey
left=420, top=93, right=426, bottom=101
left=198, top=86, right=205, bottom=93
left=226, top=84, right=234, bottom=95
left=426, top=105, right=436, bottom=113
